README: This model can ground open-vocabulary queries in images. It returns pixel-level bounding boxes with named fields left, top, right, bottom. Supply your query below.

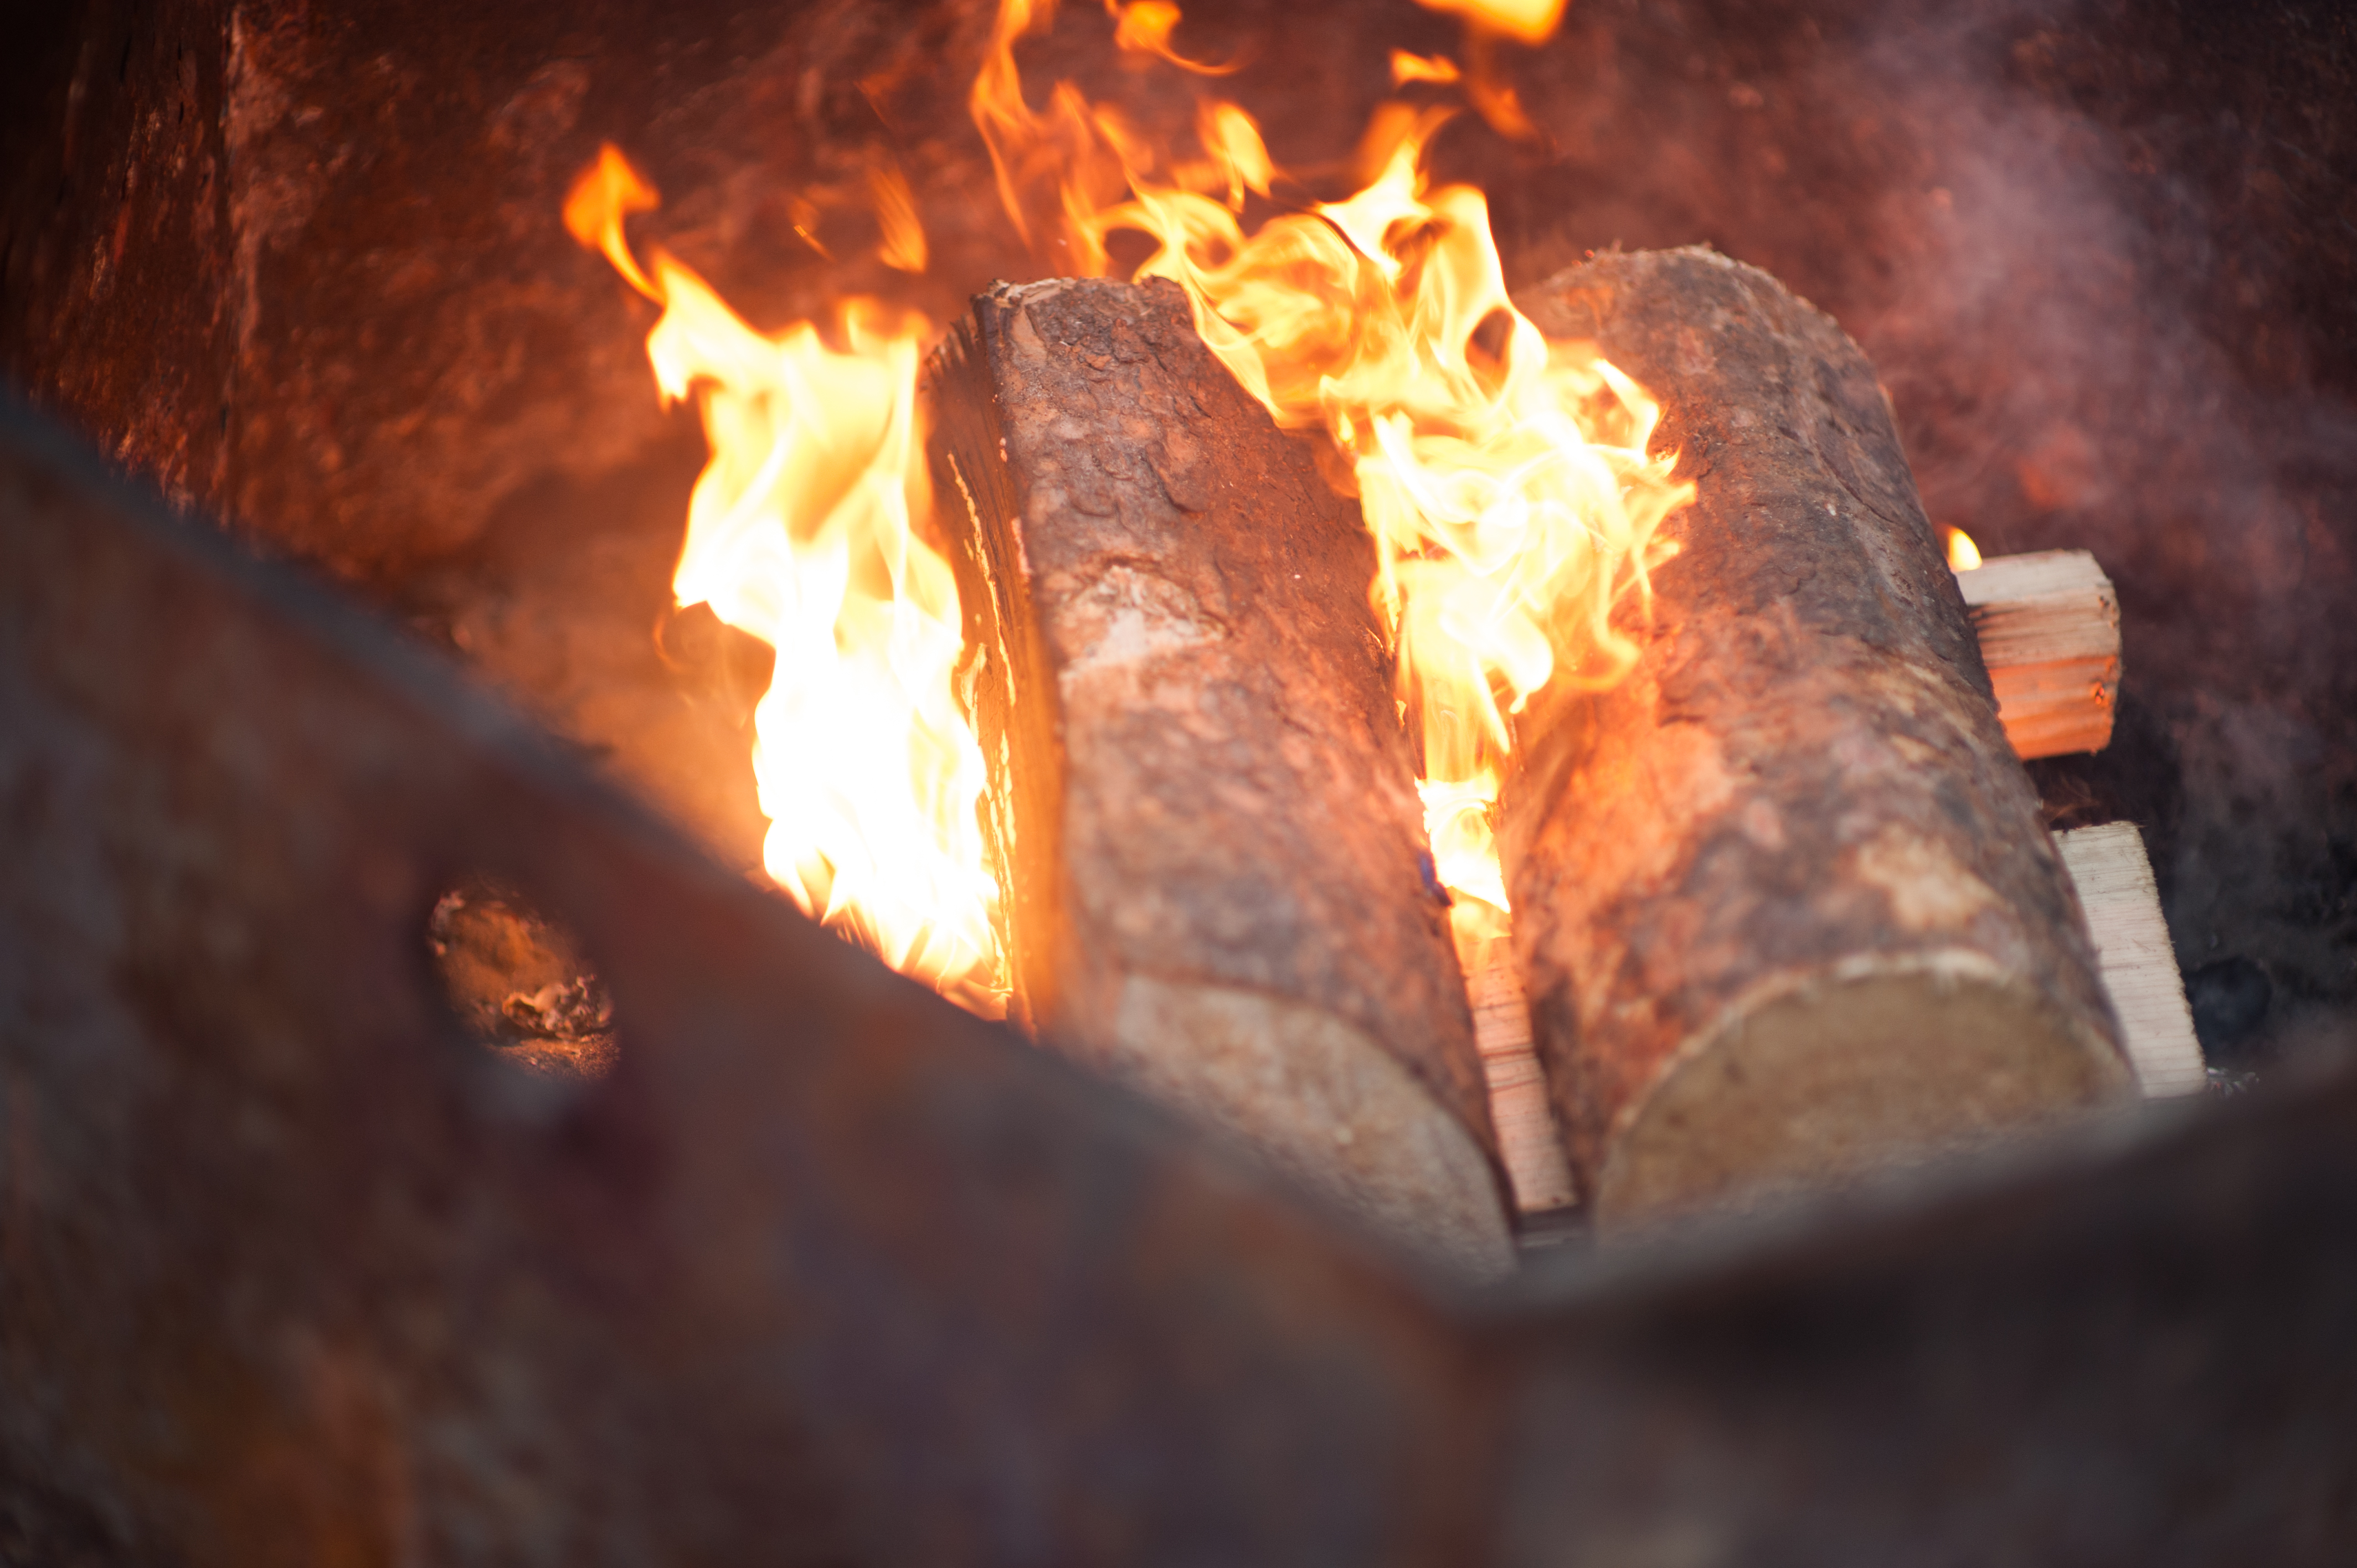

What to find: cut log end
left=1596, top=963, right=2130, bottom=1229
left=1958, top=549, right=2121, bottom=760
left=1108, top=978, right=1511, bottom=1280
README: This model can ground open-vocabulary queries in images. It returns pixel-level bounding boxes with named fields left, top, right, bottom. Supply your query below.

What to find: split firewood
left=1958, top=549, right=2121, bottom=759
left=1450, top=918, right=1578, bottom=1216
left=927, top=276, right=1512, bottom=1278
left=2052, top=823, right=2207, bottom=1097
left=1504, top=247, right=2134, bottom=1231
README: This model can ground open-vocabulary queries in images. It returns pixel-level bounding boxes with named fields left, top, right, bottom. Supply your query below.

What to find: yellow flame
left=1943, top=525, right=1983, bottom=571
left=567, top=145, right=1006, bottom=1016
left=971, top=4, right=1694, bottom=930
left=1199, top=100, right=1272, bottom=209
left=1413, top=0, right=1568, bottom=46
left=972, top=0, right=1131, bottom=271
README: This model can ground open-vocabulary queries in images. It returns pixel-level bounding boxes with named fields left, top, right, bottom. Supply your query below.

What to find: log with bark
left=1506, top=247, right=2134, bottom=1231
left=927, top=276, right=1512, bottom=1278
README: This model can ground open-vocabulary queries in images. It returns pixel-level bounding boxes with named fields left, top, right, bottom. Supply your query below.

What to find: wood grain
left=1959, top=549, right=2122, bottom=759
left=2054, top=823, right=2207, bottom=1096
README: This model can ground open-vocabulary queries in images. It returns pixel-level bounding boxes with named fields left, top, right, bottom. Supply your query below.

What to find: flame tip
left=577, top=0, right=1692, bottom=1014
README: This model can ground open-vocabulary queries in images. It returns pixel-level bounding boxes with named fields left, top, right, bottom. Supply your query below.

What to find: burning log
left=928, top=276, right=1513, bottom=1277
left=1958, top=549, right=2122, bottom=760
left=1505, top=248, right=2134, bottom=1229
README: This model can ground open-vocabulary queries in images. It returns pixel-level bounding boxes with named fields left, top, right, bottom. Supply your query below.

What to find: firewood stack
left=928, top=250, right=2173, bottom=1258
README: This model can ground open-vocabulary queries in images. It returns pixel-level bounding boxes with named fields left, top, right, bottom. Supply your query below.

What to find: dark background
left=4, top=0, right=2352, bottom=1066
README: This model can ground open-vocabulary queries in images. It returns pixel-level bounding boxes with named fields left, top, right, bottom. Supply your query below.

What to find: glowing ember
left=565, top=147, right=1006, bottom=1016
left=971, top=2, right=1694, bottom=942
left=1943, top=525, right=1984, bottom=571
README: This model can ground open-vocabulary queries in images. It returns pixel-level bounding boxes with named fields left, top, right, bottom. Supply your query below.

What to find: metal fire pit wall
left=0, top=399, right=1490, bottom=1565
left=4, top=400, right=2356, bottom=1562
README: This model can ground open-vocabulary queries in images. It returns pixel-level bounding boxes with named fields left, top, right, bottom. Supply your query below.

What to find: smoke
left=1481, top=0, right=2357, bottom=1057
left=1836, top=0, right=2357, bottom=1056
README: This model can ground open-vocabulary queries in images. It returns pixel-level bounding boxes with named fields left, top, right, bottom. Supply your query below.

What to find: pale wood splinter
left=2053, top=823, right=2207, bottom=1097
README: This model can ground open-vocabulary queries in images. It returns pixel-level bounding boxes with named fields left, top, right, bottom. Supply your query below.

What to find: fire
left=563, top=4, right=1682, bottom=1029
left=1105, top=0, right=1236, bottom=72
left=1391, top=51, right=1464, bottom=87
left=1943, top=525, right=1984, bottom=571
left=867, top=158, right=930, bottom=274
left=971, top=3, right=1693, bottom=938
left=565, top=146, right=1006, bottom=1016
left=1414, top=0, right=1569, bottom=46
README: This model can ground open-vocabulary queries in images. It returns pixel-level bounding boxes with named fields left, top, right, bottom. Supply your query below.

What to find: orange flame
left=972, top=0, right=1123, bottom=270
left=868, top=158, right=930, bottom=274
left=1943, top=525, right=1983, bottom=571
left=971, top=4, right=1692, bottom=930
left=1391, top=51, right=1464, bottom=86
left=1410, top=0, right=1557, bottom=138
left=567, top=146, right=1006, bottom=1015
left=1107, top=0, right=1238, bottom=73
left=563, top=144, right=661, bottom=298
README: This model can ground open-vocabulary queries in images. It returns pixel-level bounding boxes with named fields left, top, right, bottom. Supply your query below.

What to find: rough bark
left=928, top=276, right=1510, bottom=1278
left=1507, top=247, right=2132, bottom=1231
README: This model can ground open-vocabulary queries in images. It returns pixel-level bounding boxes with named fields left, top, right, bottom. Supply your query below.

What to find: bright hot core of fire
left=565, top=150, right=1007, bottom=1017
left=974, top=0, right=1693, bottom=937
left=566, top=0, right=1693, bottom=1015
